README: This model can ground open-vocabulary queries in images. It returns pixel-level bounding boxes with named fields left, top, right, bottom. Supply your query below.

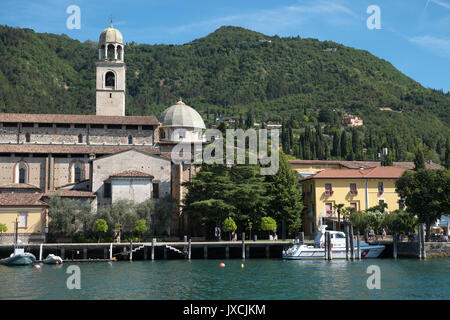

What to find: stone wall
left=0, top=233, right=46, bottom=244
left=0, top=155, right=46, bottom=189
left=0, top=123, right=154, bottom=146
left=425, top=242, right=450, bottom=258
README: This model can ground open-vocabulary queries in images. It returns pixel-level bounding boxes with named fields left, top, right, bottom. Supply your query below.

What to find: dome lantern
left=98, top=23, right=124, bottom=62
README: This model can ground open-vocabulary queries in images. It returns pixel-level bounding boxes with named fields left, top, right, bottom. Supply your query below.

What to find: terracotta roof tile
left=44, top=190, right=96, bottom=198
left=0, top=113, right=159, bottom=126
left=301, top=166, right=407, bottom=181
left=0, top=183, right=41, bottom=190
left=288, top=160, right=443, bottom=170
left=0, top=193, right=47, bottom=206
left=109, top=170, right=154, bottom=178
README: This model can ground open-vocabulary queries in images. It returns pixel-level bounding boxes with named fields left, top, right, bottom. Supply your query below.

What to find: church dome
left=159, top=99, right=206, bottom=129
left=99, top=24, right=124, bottom=46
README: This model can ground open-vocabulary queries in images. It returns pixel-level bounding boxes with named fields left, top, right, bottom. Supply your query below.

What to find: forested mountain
left=0, top=25, right=449, bottom=163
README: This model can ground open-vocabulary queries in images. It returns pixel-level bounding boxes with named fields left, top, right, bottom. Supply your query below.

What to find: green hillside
left=0, top=25, right=449, bottom=163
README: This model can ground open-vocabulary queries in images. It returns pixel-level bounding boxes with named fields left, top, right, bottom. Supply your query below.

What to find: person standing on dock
left=382, top=228, right=386, bottom=240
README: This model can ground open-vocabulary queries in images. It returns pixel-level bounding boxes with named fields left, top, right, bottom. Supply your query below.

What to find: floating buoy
left=219, top=262, right=225, bottom=267
left=34, top=264, right=41, bottom=269
left=241, top=264, right=244, bottom=269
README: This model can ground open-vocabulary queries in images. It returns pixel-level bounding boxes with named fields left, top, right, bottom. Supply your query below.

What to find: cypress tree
left=340, top=130, right=348, bottom=159
left=445, top=138, right=450, bottom=169
left=414, top=147, right=426, bottom=171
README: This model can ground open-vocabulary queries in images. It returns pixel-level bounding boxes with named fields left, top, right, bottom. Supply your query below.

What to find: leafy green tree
left=222, top=217, right=237, bottom=240
left=445, top=138, right=450, bottom=169
left=93, top=219, right=108, bottom=243
left=134, top=219, right=148, bottom=241
left=349, top=211, right=370, bottom=235
left=261, top=216, right=277, bottom=238
left=47, top=196, right=79, bottom=240
left=396, top=169, right=450, bottom=241
left=382, top=210, right=418, bottom=235
left=265, top=151, right=303, bottom=236
left=0, top=223, right=7, bottom=240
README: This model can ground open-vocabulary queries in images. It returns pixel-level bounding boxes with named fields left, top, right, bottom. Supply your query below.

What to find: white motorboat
left=283, top=225, right=385, bottom=260
left=43, top=254, right=63, bottom=264
left=0, top=221, right=37, bottom=266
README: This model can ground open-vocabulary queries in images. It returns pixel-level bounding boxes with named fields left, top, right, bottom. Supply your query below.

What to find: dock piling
left=225, top=246, right=230, bottom=259
left=345, top=225, right=349, bottom=261
left=83, top=248, right=87, bottom=260
left=203, top=245, right=208, bottom=259
left=420, top=224, right=426, bottom=259
left=265, top=245, right=270, bottom=258
left=129, top=241, right=133, bottom=261
left=163, top=246, right=167, bottom=259
left=357, top=231, right=361, bottom=260
left=39, top=243, right=43, bottom=261
left=349, top=226, right=354, bottom=261
left=61, top=248, right=65, bottom=260
left=144, top=246, right=148, bottom=260
left=151, top=238, right=156, bottom=260
left=327, top=232, right=332, bottom=260
left=393, top=233, right=398, bottom=259
left=188, top=238, right=192, bottom=260
left=103, top=247, right=108, bottom=259
left=109, top=243, right=113, bottom=260
left=246, top=244, right=250, bottom=258
left=242, top=233, right=245, bottom=259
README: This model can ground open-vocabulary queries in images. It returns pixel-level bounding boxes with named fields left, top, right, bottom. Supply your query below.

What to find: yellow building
left=0, top=192, right=48, bottom=243
left=300, top=167, right=407, bottom=237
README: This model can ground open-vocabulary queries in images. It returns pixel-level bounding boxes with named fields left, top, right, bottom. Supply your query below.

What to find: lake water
left=0, top=259, right=448, bottom=299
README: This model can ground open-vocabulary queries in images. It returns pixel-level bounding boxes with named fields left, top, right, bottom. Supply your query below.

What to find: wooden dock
left=0, top=240, right=294, bottom=261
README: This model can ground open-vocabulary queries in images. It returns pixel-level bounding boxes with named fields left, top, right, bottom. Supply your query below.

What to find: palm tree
left=335, top=204, right=345, bottom=231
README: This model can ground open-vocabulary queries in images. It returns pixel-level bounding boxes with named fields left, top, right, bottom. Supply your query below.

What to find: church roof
left=99, top=25, right=123, bottom=45
left=109, top=170, right=154, bottom=179
left=0, top=183, right=41, bottom=190
left=44, top=190, right=96, bottom=198
left=0, top=193, right=47, bottom=206
left=159, top=99, right=206, bottom=129
left=0, top=144, right=160, bottom=155
left=0, top=113, right=159, bottom=126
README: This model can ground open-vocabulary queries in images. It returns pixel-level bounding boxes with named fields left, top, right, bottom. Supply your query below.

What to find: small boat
left=0, top=246, right=37, bottom=266
left=283, top=225, right=385, bottom=260
left=0, top=220, right=36, bottom=266
left=43, top=254, right=63, bottom=264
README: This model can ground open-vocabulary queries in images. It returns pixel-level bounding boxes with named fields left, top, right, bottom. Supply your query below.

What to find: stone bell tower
left=96, top=23, right=126, bottom=116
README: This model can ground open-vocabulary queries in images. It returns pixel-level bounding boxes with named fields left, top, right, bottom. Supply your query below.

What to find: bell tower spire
left=95, top=23, right=126, bottom=116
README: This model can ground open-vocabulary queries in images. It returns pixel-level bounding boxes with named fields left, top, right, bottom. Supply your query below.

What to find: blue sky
left=1, top=0, right=450, bottom=92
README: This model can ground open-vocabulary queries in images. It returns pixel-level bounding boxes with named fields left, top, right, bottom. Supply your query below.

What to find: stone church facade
left=0, top=24, right=205, bottom=243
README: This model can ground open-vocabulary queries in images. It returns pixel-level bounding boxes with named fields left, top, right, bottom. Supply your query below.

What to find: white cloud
left=430, top=0, right=450, bottom=10
left=409, top=35, right=450, bottom=57
left=167, top=0, right=360, bottom=35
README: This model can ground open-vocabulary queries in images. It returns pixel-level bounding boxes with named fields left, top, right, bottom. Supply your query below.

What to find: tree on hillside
left=396, top=169, right=450, bottom=241
left=445, top=137, right=450, bottom=169
left=413, top=147, right=426, bottom=171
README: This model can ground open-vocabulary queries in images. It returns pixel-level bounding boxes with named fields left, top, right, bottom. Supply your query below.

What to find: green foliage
left=414, top=147, right=426, bottom=170
left=265, top=151, right=303, bottom=234
left=349, top=211, right=371, bottom=233
left=0, top=25, right=448, bottom=163
left=396, top=169, right=450, bottom=240
left=134, top=219, right=148, bottom=233
left=0, top=223, right=7, bottom=233
left=93, top=219, right=108, bottom=242
left=261, top=216, right=277, bottom=233
left=382, top=210, right=418, bottom=235
left=222, top=217, right=237, bottom=233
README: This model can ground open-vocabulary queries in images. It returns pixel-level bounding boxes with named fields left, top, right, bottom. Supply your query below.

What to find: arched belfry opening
left=107, top=44, right=115, bottom=60
left=105, top=71, right=115, bottom=88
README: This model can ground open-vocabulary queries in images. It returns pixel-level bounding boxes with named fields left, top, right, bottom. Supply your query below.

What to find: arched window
left=117, top=46, right=123, bottom=61
left=78, top=134, right=83, bottom=143
left=75, top=166, right=82, bottom=183
left=105, top=71, right=115, bottom=88
left=25, top=133, right=30, bottom=143
left=107, top=44, right=115, bottom=60
left=14, top=161, right=28, bottom=184
left=19, top=168, right=26, bottom=184
left=128, top=135, right=133, bottom=144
